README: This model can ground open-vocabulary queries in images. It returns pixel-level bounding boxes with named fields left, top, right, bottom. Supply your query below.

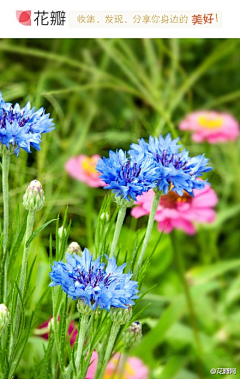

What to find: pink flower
left=65, top=155, right=105, bottom=188
left=86, top=352, right=149, bottom=379
left=131, top=184, right=218, bottom=235
left=37, top=317, right=78, bottom=347
left=179, top=110, right=239, bottom=143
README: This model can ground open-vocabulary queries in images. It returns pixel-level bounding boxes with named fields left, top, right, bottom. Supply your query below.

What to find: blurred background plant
left=0, top=38, right=240, bottom=379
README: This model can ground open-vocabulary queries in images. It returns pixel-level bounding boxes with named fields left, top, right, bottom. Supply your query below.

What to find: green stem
left=75, top=314, right=89, bottom=378
left=97, top=323, right=120, bottom=379
left=19, top=210, right=35, bottom=296
left=119, top=352, right=128, bottom=379
left=2, top=154, right=10, bottom=253
left=171, top=232, right=203, bottom=379
left=86, top=188, right=93, bottom=248
left=109, top=205, right=127, bottom=258
left=134, top=191, right=161, bottom=277
left=2, top=154, right=10, bottom=303
left=9, top=210, right=35, bottom=362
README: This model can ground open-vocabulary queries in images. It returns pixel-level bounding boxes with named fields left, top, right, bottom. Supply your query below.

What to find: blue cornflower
left=96, top=149, right=159, bottom=201
left=129, top=134, right=212, bottom=196
left=49, top=248, right=139, bottom=311
left=0, top=92, right=54, bottom=156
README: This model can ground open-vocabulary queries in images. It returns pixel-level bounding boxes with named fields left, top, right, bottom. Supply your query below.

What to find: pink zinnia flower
left=86, top=351, right=149, bottom=379
left=65, top=154, right=105, bottom=188
left=131, top=184, right=218, bottom=235
left=37, top=317, right=78, bottom=347
left=179, top=110, right=239, bottom=143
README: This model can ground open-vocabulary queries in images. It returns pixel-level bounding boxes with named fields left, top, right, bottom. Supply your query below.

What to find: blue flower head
left=0, top=92, right=54, bottom=156
left=129, top=134, right=212, bottom=196
left=96, top=149, right=159, bottom=201
left=49, top=248, right=139, bottom=311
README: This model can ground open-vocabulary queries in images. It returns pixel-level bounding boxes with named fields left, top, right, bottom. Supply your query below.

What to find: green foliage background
left=0, top=38, right=240, bottom=379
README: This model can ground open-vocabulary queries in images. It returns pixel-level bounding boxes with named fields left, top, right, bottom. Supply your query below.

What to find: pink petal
left=65, top=155, right=105, bottom=188
left=131, top=206, right=149, bottom=219
left=86, top=351, right=98, bottom=379
left=171, top=218, right=196, bottom=235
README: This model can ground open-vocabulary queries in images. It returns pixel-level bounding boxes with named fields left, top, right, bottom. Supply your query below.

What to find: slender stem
left=109, top=205, right=127, bottom=258
left=2, top=154, right=10, bottom=303
left=2, top=154, right=10, bottom=253
left=134, top=191, right=161, bottom=277
left=97, top=323, right=120, bottom=379
left=86, top=188, right=93, bottom=248
left=119, top=352, right=128, bottom=379
left=171, top=232, right=203, bottom=379
left=75, top=314, right=89, bottom=378
left=19, top=210, right=35, bottom=296
left=9, top=210, right=35, bottom=361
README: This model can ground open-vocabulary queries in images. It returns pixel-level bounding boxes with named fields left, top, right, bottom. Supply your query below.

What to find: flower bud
left=100, top=212, right=110, bottom=222
left=58, top=226, right=67, bottom=239
left=22, top=180, right=45, bottom=212
left=0, top=304, right=10, bottom=331
left=0, top=144, right=15, bottom=156
left=115, top=197, right=134, bottom=208
left=67, top=242, right=82, bottom=255
left=77, top=300, right=94, bottom=316
left=123, top=321, right=142, bottom=349
left=110, top=307, right=132, bottom=325
left=48, top=318, right=54, bottom=333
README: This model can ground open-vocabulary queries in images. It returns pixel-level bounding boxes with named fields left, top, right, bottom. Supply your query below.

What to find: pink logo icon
left=16, top=11, right=31, bottom=26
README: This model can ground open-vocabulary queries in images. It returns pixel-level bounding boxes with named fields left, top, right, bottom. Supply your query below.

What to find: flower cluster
left=132, top=183, right=218, bottom=234
left=96, top=149, right=159, bottom=201
left=86, top=351, right=149, bottom=379
left=0, top=92, right=54, bottom=156
left=179, top=110, right=239, bottom=144
left=49, top=248, right=139, bottom=311
left=129, top=134, right=212, bottom=196
left=65, top=154, right=105, bottom=188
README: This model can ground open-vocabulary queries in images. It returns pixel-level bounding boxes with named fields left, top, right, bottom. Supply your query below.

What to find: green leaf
left=133, top=281, right=221, bottom=367
left=26, top=219, right=57, bottom=248
left=189, top=259, right=240, bottom=284
left=8, top=213, right=28, bottom=274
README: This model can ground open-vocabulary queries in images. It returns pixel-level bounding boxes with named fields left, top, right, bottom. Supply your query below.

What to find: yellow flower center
left=197, top=115, right=223, bottom=129
left=81, top=156, right=98, bottom=175
left=104, top=359, right=135, bottom=379
left=160, top=188, right=192, bottom=208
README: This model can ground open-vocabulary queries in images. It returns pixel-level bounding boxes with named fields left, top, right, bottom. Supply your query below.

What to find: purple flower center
left=156, top=150, right=189, bottom=170
left=0, top=108, right=30, bottom=129
left=121, top=161, right=141, bottom=183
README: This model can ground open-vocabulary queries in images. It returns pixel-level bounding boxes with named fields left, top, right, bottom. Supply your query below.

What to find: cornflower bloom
left=0, top=91, right=54, bottom=156
left=96, top=149, right=159, bottom=202
left=129, top=133, right=213, bottom=276
left=49, top=248, right=139, bottom=311
left=129, top=134, right=212, bottom=196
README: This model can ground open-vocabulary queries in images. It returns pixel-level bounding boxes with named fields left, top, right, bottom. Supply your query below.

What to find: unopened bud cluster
left=115, top=197, right=134, bottom=208
left=100, top=212, right=110, bottom=222
left=67, top=242, right=82, bottom=255
left=110, top=306, right=132, bottom=325
left=0, top=144, right=15, bottom=156
left=123, top=321, right=142, bottom=349
left=23, top=180, right=45, bottom=212
left=0, top=304, right=10, bottom=331
left=58, top=226, right=67, bottom=239
left=77, top=300, right=94, bottom=316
